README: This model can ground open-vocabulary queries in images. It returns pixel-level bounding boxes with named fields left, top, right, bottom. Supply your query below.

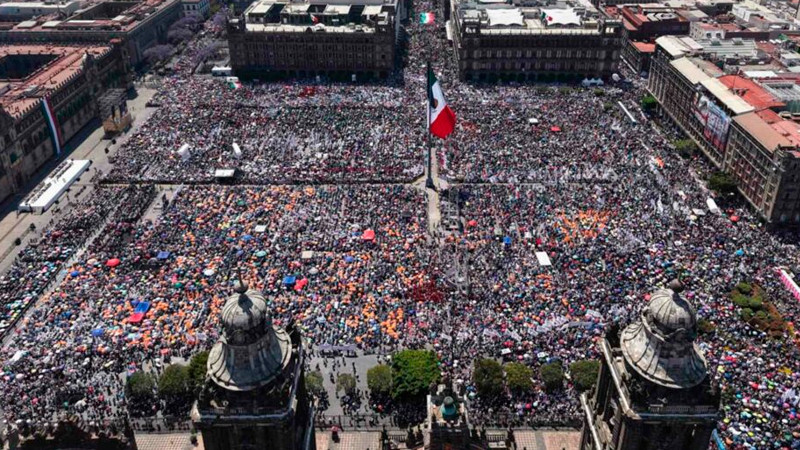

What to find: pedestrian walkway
left=514, top=430, right=580, bottom=450
left=134, top=432, right=203, bottom=450
left=315, top=430, right=382, bottom=450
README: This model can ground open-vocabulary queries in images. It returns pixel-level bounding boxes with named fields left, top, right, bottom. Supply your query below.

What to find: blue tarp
left=503, top=237, right=512, bottom=245
left=133, top=301, right=151, bottom=314
left=91, top=328, right=104, bottom=337
left=283, top=276, right=297, bottom=286
left=156, top=251, right=171, bottom=260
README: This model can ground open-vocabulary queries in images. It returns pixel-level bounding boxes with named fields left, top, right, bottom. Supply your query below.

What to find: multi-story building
left=619, top=4, right=689, bottom=41
left=450, top=0, right=623, bottom=82
left=0, top=0, right=183, bottom=66
left=0, top=43, right=130, bottom=202
left=727, top=110, right=800, bottom=223
left=648, top=35, right=800, bottom=224
left=227, top=0, right=400, bottom=80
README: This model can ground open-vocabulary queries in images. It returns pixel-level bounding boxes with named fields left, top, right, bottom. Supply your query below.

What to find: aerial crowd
left=3, top=0, right=800, bottom=449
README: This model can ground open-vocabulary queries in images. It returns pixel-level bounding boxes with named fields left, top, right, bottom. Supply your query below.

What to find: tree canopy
left=391, top=350, right=440, bottom=400
left=336, top=373, right=357, bottom=395
left=473, top=359, right=504, bottom=397
left=306, top=370, right=325, bottom=397
left=708, top=171, right=737, bottom=195
left=641, top=94, right=658, bottom=111
left=540, top=362, right=565, bottom=391
left=569, top=360, right=600, bottom=392
left=126, top=371, right=156, bottom=402
left=505, top=362, right=533, bottom=394
left=158, top=364, right=192, bottom=413
left=367, top=365, right=393, bottom=397
left=187, top=350, right=209, bottom=393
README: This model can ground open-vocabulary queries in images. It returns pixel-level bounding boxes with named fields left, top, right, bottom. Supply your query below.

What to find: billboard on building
left=693, top=94, right=731, bottom=151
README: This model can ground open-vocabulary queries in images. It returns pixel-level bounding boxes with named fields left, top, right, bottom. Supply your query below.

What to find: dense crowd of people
left=4, top=0, right=800, bottom=448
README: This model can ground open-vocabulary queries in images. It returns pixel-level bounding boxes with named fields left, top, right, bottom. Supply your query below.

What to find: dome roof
left=207, top=280, right=292, bottom=392
left=620, top=280, right=708, bottom=389
left=220, top=281, right=271, bottom=346
left=648, top=280, right=697, bottom=335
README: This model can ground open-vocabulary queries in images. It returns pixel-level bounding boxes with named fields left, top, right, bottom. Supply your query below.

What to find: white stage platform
left=19, top=159, right=91, bottom=214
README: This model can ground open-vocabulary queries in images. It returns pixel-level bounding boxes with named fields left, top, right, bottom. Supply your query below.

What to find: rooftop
left=455, top=0, right=612, bottom=34
left=2, top=0, right=179, bottom=33
left=0, top=44, right=112, bottom=120
left=718, top=75, right=785, bottom=110
left=734, top=111, right=800, bottom=151
left=241, top=0, right=396, bottom=32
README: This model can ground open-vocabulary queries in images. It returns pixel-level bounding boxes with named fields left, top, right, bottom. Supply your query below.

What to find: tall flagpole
left=425, top=61, right=436, bottom=191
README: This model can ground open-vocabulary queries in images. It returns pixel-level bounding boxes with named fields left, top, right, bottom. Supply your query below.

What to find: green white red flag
left=427, top=67, right=456, bottom=139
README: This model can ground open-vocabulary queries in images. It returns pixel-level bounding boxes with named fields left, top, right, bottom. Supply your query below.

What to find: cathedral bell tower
left=580, top=280, right=720, bottom=450
left=191, top=280, right=315, bottom=450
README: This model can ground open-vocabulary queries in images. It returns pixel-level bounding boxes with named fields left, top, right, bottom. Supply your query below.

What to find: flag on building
left=40, top=97, right=62, bottom=155
left=427, top=67, right=456, bottom=139
left=419, top=12, right=435, bottom=24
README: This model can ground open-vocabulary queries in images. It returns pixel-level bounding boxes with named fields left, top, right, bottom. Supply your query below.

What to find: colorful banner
left=693, top=94, right=730, bottom=152
left=778, top=268, right=800, bottom=302
left=40, top=97, right=62, bottom=155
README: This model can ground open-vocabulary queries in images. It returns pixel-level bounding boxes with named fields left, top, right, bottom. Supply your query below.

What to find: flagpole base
left=426, top=178, right=437, bottom=191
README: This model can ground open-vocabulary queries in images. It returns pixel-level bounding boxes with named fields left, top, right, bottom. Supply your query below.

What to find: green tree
left=158, top=364, right=192, bottom=413
left=735, top=282, right=753, bottom=295
left=674, top=139, right=697, bottom=159
left=473, top=359, right=504, bottom=397
left=569, top=360, right=600, bottom=392
left=367, top=365, right=393, bottom=397
left=336, top=373, right=357, bottom=396
left=391, top=350, right=440, bottom=400
left=306, top=370, right=325, bottom=397
left=187, top=350, right=209, bottom=393
left=732, top=292, right=750, bottom=308
left=641, top=94, right=658, bottom=111
left=504, top=362, right=533, bottom=394
left=708, top=171, right=737, bottom=194
left=540, top=362, right=565, bottom=392
left=697, top=318, right=717, bottom=334
left=125, top=371, right=156, bottom=415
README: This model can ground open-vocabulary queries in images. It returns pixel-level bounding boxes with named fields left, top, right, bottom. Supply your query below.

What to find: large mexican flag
left=427, top=67, right=456, bottom=139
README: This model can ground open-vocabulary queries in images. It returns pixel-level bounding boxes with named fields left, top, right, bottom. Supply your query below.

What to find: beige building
left=647, top=36, right=800, bottom=224
left=227, top=0, right=400, bottom=80
left=450, top=0, right=623, bottom=82
left=0, top=0, right=183, bottom=66
left=727, top=111, right=800, bottom=223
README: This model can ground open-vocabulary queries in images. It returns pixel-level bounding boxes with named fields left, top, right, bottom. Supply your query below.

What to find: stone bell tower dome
left=619, top=279, right=708, bottom=389
left=192, top=280, right=315, bottom=450
left=207, top=280, right=292, bottom=391
left=579, top=280, right=719, bottom=450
